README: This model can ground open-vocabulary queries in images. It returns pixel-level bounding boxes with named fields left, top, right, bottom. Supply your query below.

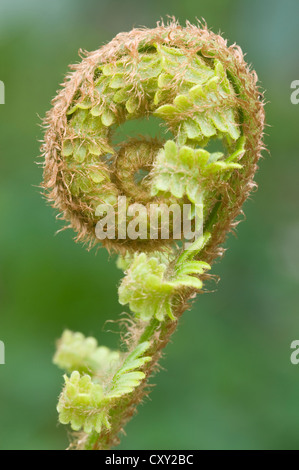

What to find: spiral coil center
left=46, top=33, right=248, bottom=253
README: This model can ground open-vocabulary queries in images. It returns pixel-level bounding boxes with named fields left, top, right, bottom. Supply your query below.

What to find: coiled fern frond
left=42, top=19, right=265, bottom=450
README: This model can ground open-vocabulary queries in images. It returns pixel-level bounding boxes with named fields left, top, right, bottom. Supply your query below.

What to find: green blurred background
left=0, top=0, right=299, bottom=450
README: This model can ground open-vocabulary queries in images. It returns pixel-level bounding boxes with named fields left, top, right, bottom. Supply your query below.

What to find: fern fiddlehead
left=42, top=20, right=265, bottom=450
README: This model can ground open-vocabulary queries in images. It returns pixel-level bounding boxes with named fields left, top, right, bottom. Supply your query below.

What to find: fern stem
left=90, top=300, right=187, bottom=450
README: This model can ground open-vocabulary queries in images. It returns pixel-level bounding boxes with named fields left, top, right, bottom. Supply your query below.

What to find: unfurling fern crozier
left=42, top=20, right=265, bottom=450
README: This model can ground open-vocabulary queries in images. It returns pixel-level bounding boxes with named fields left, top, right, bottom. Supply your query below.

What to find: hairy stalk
left=88, top=311, right=184, bottom=450
left=41, top=19, right=265, bottom=450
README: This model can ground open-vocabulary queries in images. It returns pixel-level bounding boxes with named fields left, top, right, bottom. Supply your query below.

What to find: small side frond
left=108, top=342, right=151, bottom=398
left=57, top=371, right=110, bottom=434
left=53, top=330, right=120, bottom=376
